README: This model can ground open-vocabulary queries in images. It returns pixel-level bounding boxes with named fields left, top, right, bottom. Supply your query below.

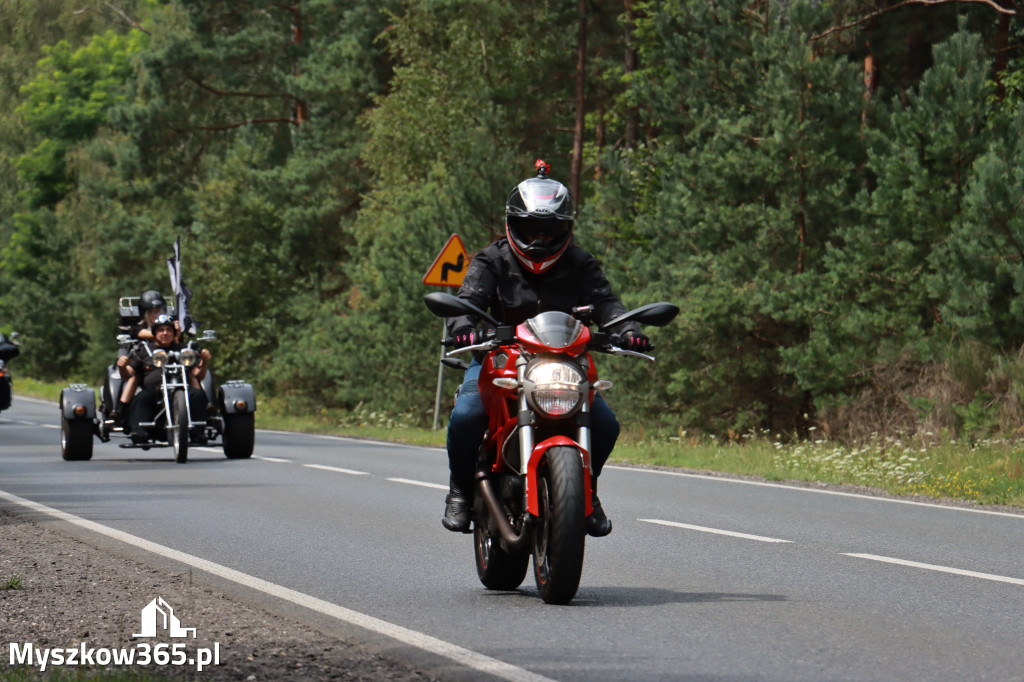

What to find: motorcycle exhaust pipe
left=477, top=474, right=532, bottom=551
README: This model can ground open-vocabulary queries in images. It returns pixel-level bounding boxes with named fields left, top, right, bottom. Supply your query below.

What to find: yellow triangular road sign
left=423, top=234, right=470, bottom=287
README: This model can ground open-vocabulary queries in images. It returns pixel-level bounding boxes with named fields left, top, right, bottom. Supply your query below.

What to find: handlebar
left=441, top=327, right=656, bottom=362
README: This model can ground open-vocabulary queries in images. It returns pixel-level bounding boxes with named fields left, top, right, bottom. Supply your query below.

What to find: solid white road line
left=387, top=478, right=448, bottom=490
left=640, top=518, right=792, bottom=543
left=255, top=456, right=291, bottom=463
left=843, top=553, right=1024, bottom=586
left=303, top=464, right=369, bottom=476
left=0, top=489, right=557, bottom=682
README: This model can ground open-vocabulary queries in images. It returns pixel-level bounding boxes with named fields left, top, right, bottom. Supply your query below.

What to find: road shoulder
left=0, top=506, right=437, bottom=681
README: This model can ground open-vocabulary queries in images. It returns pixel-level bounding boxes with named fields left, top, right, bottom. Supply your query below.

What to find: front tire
left=171, top=390, right=189, bottom=464
left=222, top=412, right=254, bottom=459
left=532, top=446, right=586, bottom=604
left=61, top=415, right=93, bottom=461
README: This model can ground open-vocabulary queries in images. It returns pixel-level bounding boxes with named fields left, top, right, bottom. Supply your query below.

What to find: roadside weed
left=1, top=574, right=24, bottom=590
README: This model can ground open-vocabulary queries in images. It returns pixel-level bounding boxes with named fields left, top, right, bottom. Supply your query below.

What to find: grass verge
left=13, top=379, right=1024, bottom=509
left=614, top=428, right=1024, bottom=507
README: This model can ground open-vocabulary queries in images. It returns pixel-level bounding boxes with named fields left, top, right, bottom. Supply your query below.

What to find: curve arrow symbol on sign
left=440, top=254, right=464, bottom=282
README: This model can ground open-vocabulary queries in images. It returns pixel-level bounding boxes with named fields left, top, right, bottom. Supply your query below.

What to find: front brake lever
left=445, top=340, right=498, bottom=357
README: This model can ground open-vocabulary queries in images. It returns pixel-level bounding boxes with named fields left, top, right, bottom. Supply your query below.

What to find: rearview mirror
left=423, top=292, right=499, bottom=327
left=601, top=302, right=680, bottom=330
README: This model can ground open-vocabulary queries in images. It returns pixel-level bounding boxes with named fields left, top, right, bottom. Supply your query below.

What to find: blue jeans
left=446, top=360, right=620, bottom=484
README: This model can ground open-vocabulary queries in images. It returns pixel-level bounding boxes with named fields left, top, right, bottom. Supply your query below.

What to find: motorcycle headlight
left=152, top=350, right=169, bottom=368
left=180, top=348, right=197, bottom=367
left=524, top=360, right=585, bottom=418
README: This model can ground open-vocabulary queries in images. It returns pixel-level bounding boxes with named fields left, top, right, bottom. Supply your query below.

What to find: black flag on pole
left=167, top=236, right=197, bottom=335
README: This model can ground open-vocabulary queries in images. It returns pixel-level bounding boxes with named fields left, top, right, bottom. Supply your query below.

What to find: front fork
left=517, top=358, right=593, bottom=518
left=140, top=369, right=193, bottom=436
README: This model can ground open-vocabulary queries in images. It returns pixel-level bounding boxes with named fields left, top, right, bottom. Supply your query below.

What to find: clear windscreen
left=523, top=312, right=584, bottom=349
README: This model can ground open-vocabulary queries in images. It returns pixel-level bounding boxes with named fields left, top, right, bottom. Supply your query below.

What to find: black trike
left=60, top=297, right=256, bottom=463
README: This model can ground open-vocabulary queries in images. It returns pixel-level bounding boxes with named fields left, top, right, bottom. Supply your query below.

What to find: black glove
left=452, top=326, right=478, bottom=349
left=624, top=332, right=652, bottom=353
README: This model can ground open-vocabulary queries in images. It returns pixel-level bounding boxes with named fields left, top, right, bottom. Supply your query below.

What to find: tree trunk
left=993, top=7, right=1011, bottom=102
left=571, top=0, right=587, bottom=202
left=624, top=0, right=638, bottom=150
left=861, top=42, right=879, bottom=127
left=285, top=2, right=307, bottom=124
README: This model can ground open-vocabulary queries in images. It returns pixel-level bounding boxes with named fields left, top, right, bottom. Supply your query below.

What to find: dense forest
left=3, top=0, right=1024, bottom=442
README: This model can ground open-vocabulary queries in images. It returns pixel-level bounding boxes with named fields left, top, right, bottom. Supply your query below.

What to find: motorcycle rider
left=123, top=290, right=175, bottom=342
left=443, top=160, right=651, bottom=537
left=0, top=331, right=20, bottom=412
left=110, top=290, right=178, bottom=423
left=0, top=331, right=19, bottom=363
left=124, top=314, right=211, bottom=444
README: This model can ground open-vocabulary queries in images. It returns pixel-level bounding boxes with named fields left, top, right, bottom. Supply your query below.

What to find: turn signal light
left=73, top=405, right=87, bottom=416
left=234, top=400, right=247, bottom=411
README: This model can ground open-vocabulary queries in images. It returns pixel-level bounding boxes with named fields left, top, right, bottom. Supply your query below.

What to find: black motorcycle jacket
left=449, top=238, right=641, bottom=336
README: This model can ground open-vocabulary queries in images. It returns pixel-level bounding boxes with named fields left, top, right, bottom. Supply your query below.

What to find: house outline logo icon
left=133, top=597, right=197, bottom=638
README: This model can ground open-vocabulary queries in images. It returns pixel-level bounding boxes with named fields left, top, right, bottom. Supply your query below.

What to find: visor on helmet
left=507, top=215, right=571, bottom=244
left=152, top=314, right=175, bottom=330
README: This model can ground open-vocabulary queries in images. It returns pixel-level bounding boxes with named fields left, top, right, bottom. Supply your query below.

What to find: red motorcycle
left=425, top=292, right=678, bottom=604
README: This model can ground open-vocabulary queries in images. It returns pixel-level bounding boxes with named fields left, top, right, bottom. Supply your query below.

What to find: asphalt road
left=2, top=396, right=1023, bottom=681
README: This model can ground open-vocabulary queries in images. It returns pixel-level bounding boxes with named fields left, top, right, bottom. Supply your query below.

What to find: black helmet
left=139, top=290, right=167, bottom=315
left=505, top=159, right=575, bottom=274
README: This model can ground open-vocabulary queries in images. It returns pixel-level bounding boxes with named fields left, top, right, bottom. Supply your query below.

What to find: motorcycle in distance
left=424, top=292, right=678, bottom=604
left=60, top=329, right=256, bottom=463
left=0, top=332, right=20, bottom=414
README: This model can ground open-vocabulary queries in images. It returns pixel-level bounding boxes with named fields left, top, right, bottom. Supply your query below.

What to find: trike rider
left=124, top=314, right=211, bottom=444
left=110, top=289, right=178, bottom=423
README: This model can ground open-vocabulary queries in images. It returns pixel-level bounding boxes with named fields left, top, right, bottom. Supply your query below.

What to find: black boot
left=109, top=400, right=129, bottom=424
left=442, top=477, right=473, bottom=533
left=586, top=476, right=612, bottom=537
left=190, top=427, right=208, bottom=445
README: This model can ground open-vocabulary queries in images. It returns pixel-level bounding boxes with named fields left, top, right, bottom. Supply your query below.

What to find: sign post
left=423, top=235, right=470, bottom=431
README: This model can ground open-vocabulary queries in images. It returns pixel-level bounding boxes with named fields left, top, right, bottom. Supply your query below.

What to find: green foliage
left=812, top=24, right=994, bottom=394
left=598, top=0, right=867, bottom=434
left=310, top=0, right=581, bottom=413
left=16, top=30, right=145, bottom=209
left=4, top=0, right=1024, bottom=444
left=1, top=8, right=153, bottom=380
